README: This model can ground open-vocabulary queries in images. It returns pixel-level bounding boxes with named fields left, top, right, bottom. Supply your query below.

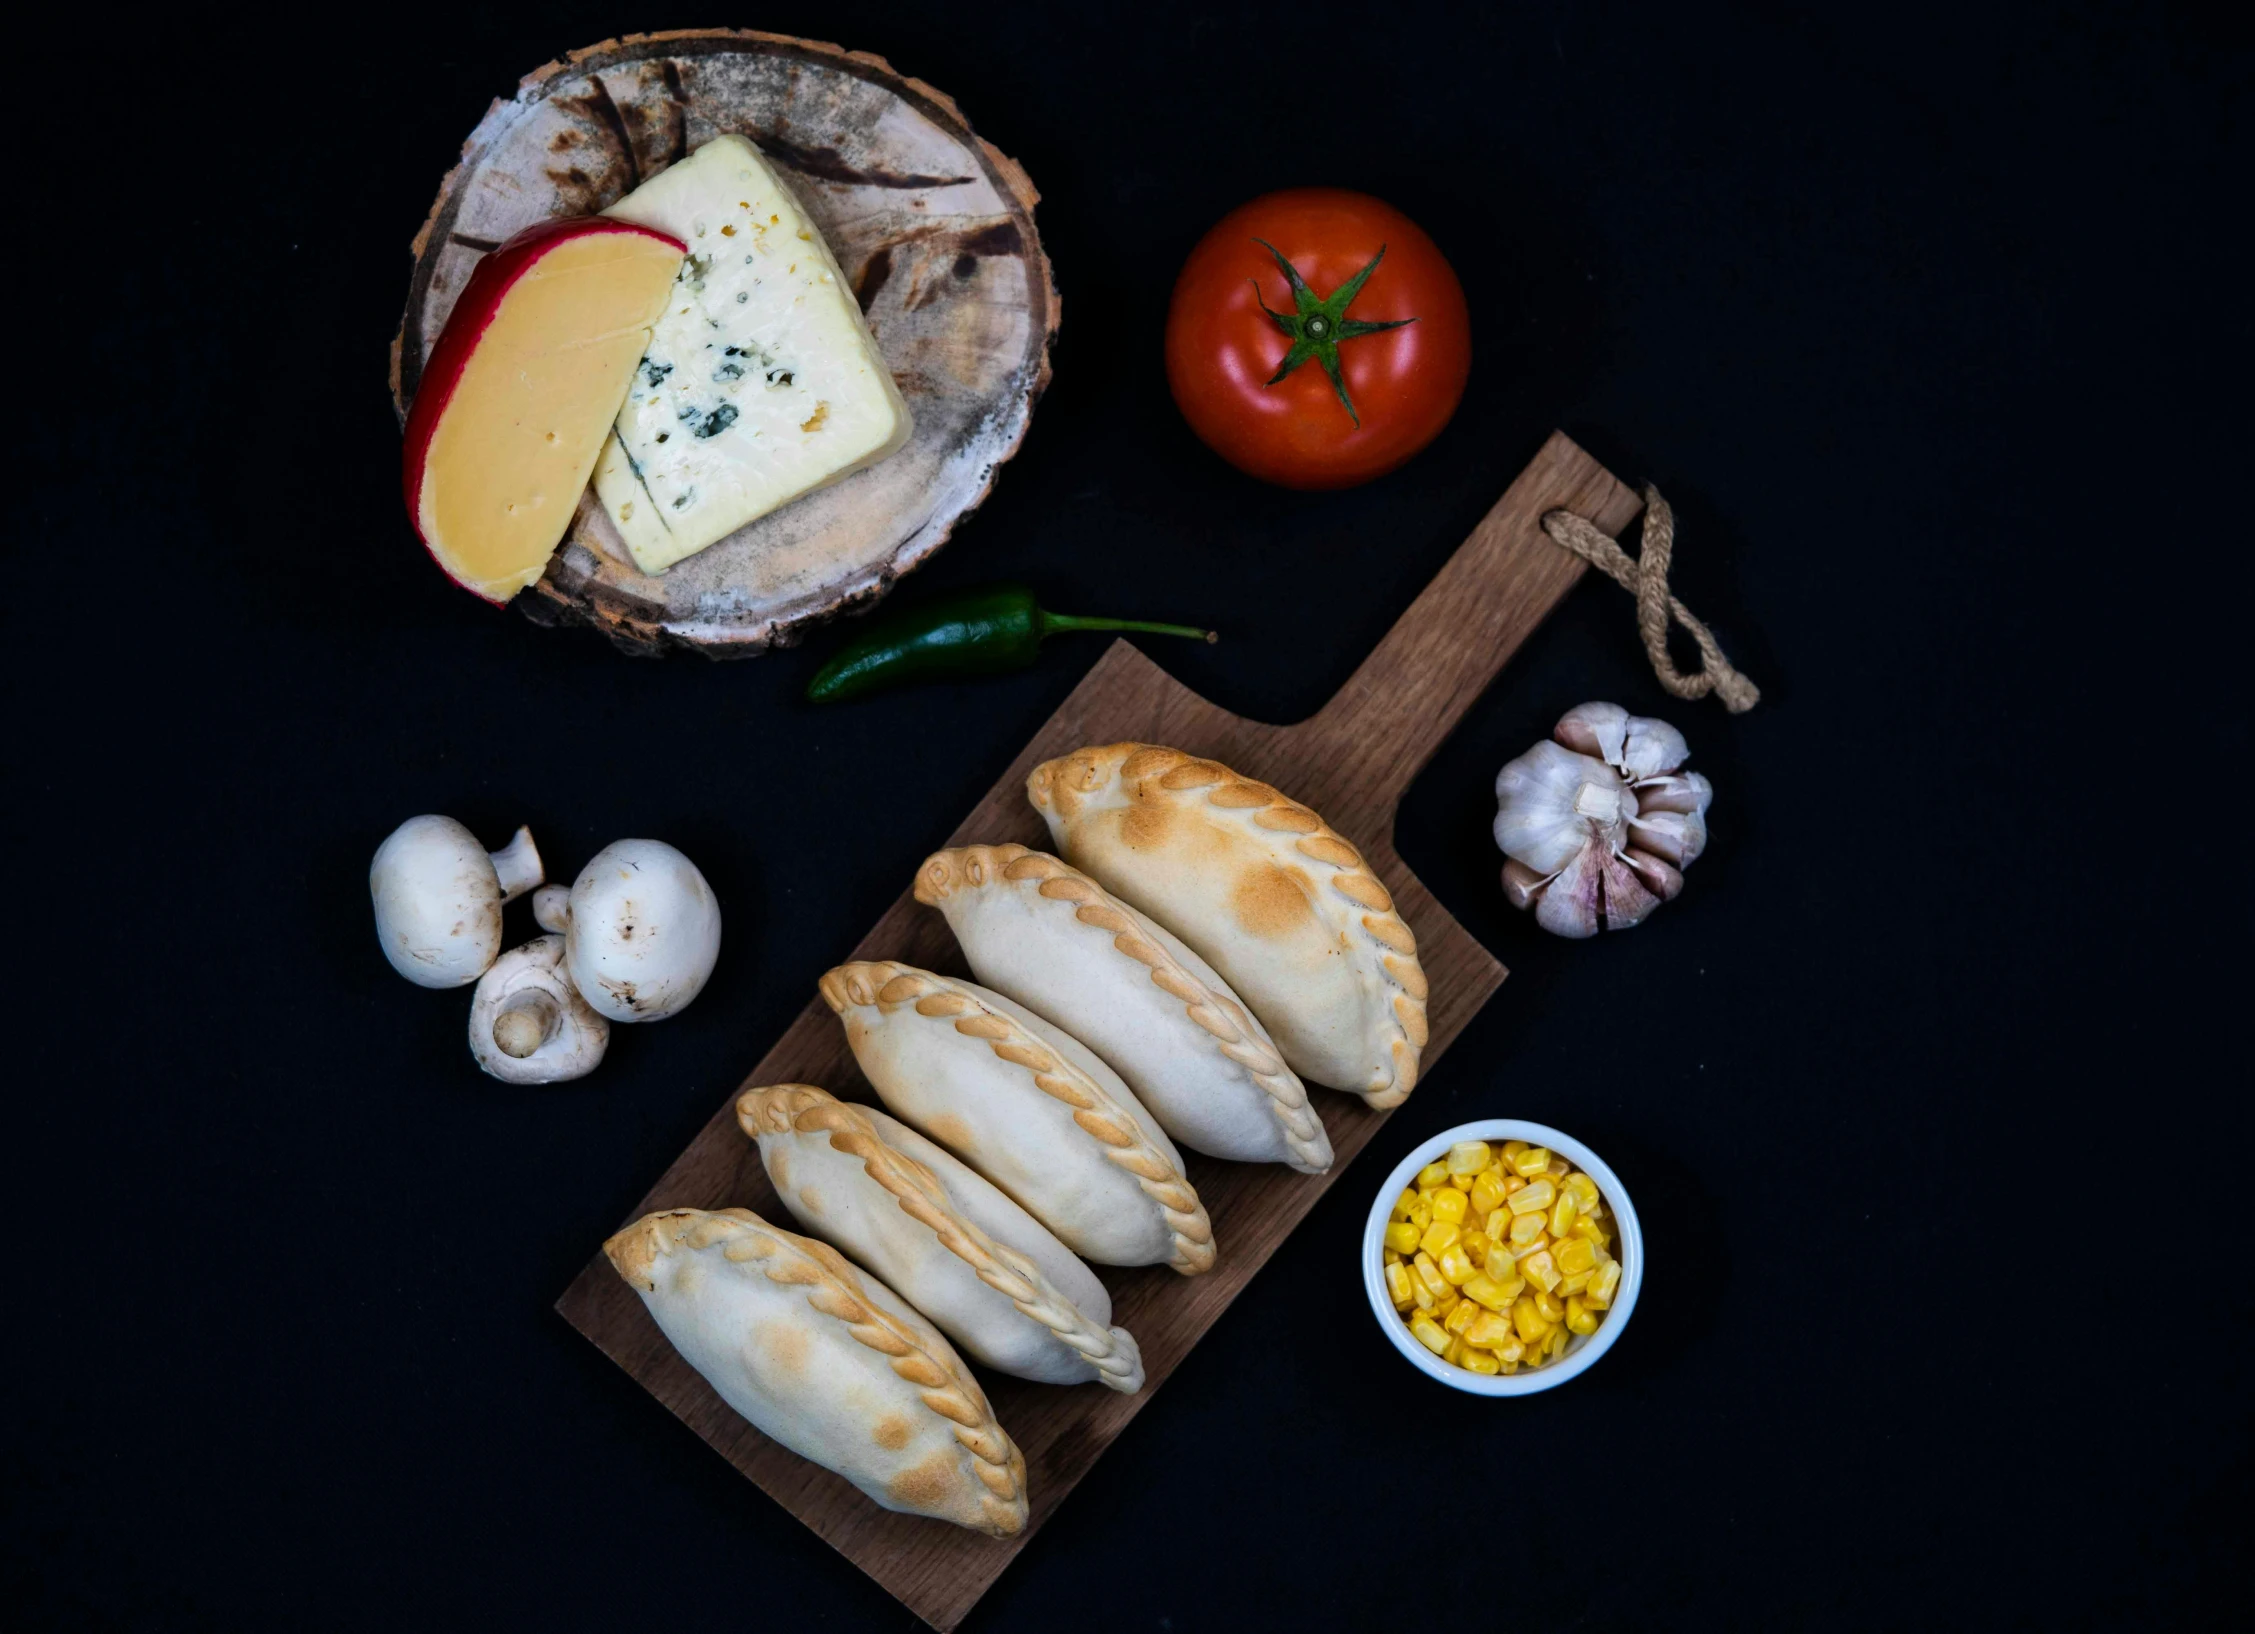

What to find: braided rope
left=819, top=962, right=1217, bottom=1275
left=917, top=844, right=1332, bottom=1172
left=1028, top=745, right=1428, bottom=1108
left=737, top=1084, right=1145, bottom=1392
left=1541, top=486, right=1761, bottom=713
left=604, top=1206, right=1027, bottom=1532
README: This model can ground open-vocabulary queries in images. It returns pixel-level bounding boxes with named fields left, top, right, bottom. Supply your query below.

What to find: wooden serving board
left=558, top=433, right=1641, bottom=1628
left=392, top=30, right=1058, bottom=656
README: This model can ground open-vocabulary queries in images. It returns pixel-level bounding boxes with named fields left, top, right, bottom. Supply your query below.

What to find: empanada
left=1028, top=744, right=1427, bottom=1106
left=916, top=844, right=1333, bottom=1173
left=819, top=960, right=1216, bottom=1275
left=603, top=1205, right=1028, bottom=1536
left=738, top=1083, right=1145, bottom=1391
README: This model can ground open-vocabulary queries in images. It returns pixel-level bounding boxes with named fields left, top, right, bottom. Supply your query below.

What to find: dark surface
left=7, top=3, right=2247, bottom=1628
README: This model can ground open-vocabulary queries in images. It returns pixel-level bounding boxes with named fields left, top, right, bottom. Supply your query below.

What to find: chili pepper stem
left=1040, top=612, right=1219, bottom=644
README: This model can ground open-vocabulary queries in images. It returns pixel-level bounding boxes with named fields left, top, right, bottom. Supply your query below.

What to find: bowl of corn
left=1363, top=1119, right=1642, bottom=1395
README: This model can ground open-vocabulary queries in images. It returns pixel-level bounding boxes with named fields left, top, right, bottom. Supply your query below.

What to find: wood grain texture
left=556, top=432, right=1641, bottom=1627
left=391, top=31, right=1058, bottom=656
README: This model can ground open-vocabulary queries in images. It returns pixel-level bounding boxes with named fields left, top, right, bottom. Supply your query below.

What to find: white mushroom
left=369, top=816, right=544, bottom=987
left=542, top=839, right=721, bottom=1022
left=467, top=935, right=610, bottom=1083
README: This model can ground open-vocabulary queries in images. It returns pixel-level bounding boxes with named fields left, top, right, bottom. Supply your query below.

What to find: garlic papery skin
left=468, top=934, right=609, bottom=1084
left=1494, top=703, right=1715, bottom=938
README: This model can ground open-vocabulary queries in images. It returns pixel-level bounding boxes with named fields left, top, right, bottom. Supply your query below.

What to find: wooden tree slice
left=390, top=31, right=1058, bottom=656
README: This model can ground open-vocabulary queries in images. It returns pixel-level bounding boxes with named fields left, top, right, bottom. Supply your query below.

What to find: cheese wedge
left=595, top=135, right=913, bottom=574
left=402, top=218, right=684, bottom=602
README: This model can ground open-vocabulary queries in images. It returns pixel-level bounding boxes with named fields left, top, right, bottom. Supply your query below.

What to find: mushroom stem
left=493, top=991, right=561, bottom=1058
left=489, top=826, right=544, bottom=904
left=533, top=883, right=572, bottom=935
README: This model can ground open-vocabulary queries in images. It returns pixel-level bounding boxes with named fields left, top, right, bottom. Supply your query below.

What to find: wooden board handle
left=1289, top=432, right=1645, bottom=815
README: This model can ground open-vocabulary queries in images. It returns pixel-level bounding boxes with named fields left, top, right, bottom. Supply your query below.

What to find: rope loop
left=1541, top=486, right=1761, bottom=713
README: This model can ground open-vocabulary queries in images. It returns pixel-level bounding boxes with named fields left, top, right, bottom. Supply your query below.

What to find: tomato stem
left=1249, top=239, right=1416, bottom=428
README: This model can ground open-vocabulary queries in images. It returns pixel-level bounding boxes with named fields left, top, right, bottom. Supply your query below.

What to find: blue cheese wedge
left=594, top=135, right=912, bottom=574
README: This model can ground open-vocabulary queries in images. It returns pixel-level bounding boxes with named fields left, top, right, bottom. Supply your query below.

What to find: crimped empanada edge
left=917, top=843, right=1334, bottom=1172
left=602, top=1204, right=1029, bottom=1535
left=1026, top=743, right=1429, bottom=1107
left=819, top=961, right=1218, bottom=1275
left=737, top=1084, right=1145, bottom=1392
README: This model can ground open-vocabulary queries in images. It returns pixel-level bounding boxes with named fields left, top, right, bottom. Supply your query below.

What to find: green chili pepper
left=806, top=583, right=1216, bottom=703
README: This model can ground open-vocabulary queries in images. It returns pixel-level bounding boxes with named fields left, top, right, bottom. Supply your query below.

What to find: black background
left=9, top=3, right=2249, bottom=1628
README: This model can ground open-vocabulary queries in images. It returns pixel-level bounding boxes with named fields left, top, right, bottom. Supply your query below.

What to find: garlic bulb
left=1493, top=702, right=1714, bottom=938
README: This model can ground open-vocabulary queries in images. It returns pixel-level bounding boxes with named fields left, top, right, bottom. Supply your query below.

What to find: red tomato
left=1165, top=188, right=1471, bottom=489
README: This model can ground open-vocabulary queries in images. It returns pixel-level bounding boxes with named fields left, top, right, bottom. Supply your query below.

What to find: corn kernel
left=1522, top=1249, right=1561, bottom=1293
left=1446, top=1296, right=1481, bottom=1336
left=1557, top=1272, right=1591, bottom=1297
left=1566, top=1296, right=1599, bottom=1336
left=1571, top=1216, right=1609, bottom=1248
left=1430, top=1187, right=1469, bottom=1225
left=1510, top=1145, right=1551, bottom=1177
left=1410, top=1313, right=1450, bottom=1354
left=1393, top=1188, right=1420, bottom=1220
left=1506, top=1178, right=1555, bottom=1216
left=1463, top=1273, right=1509, bottom=1313
left=1533, top=1288, right=1565, bottom=1322
left=1464, top=1309, right=1515, bottom=1349
left=1548, top=1193, right=1578, bottom=1240
left=1417, top=1161, right=1451, bottom=1190
left=1509, top=1210, right=1548, bottom=1246
left=1438, top=1244, right=1478, bottom=1285
left=1469, top=1170, right=1509, bottom=1216
left=1384, top=1221, right=1422, bottom=1255
left=1546, top=1156, right=1572, bottom=1179
left=1406, top=1197, right=1433, bottom=1232
left=1503, top=1174, right=1527, bottom=1194
left=1563, top=1173, right=1600, bottom=1214
left=1546, top=1326, right=1568, bottom=1358
left=1460, top=1230, right=1493, bottom=1263
left=1413, top=1252, right=1448, bottom=1295
left=1385, top=1261, right=1415, bottom=1308
left=1444, top=1336, right=1470, bottom=1366
left=1419, top=1220, right=1460, bottom=1258
left=1432, top=1292, right=1461, bottom=1321
left=1512, top=1296, right=1549, bottom=1343
left=1384, top=1248, right=1401, bottom=1268
left=1461, top=1347, right=1502, bottom=1376
left=1447, top=1140, right=1493, bottom=1177
left=1501, top=1139, right=1527, bottom=1159
left=1586, top=1259, right=1621, bottom=1309
left=1554, top=1237, right=1596, bottom=1277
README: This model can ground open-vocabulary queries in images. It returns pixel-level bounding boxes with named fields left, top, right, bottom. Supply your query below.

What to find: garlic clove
left=1622, top=848, right=1685, bottom=902
left=1495, top=741, right=1627, bottom=874
left=468, top=934, right=610, bottom=1084
left=1533, top=846, right=1605, bottom=939
left=1629, top=770, right=1713, bottom=815
left=1501, top=857, right=1551, bottom=911
left=1596, top=848, right=1663, bottom=931
left=1555, top=701, right=1689, bottom=781
left=1627, top=808, right=1708, bottom=868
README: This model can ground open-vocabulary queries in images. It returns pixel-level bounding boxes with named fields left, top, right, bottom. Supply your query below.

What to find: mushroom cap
left=371, top=815, right=510, bottom=988
left=564, top=839, right=722, bottom=1023
left=468, top=935, right=610, bottom=1083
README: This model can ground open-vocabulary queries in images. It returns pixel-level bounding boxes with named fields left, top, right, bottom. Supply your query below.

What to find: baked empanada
left=819, top=960, right=1215, bottom=1275
left=738, top=1083, right=1144, bottom=1391
left=916, top=844, right=1333, bottom=1173
left=1028, top=744, right=1427, bottom=1106
left=603, top=1205, right=1028, bottom=1536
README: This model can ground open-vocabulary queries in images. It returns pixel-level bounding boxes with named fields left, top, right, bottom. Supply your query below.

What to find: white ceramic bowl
left=1363, top=1118, right=1643, bottom=1395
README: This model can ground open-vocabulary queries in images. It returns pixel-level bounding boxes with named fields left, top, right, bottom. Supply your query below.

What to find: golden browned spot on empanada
left=761, top=1321, right=812, bottom=1376
left=1233, top=862, right=1317, bottom=938
left=872, top=1413, right=913, bottom=1450
left=1121, top=803, right=1174, bottom=850
left=766, top=1146, right=790, bottom=1189
left=888, top=1450, right=961, bottom=1509
left=796, top=1185, right=823, bottom=1217
left=925, top=1112, right=976, bottom=1152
